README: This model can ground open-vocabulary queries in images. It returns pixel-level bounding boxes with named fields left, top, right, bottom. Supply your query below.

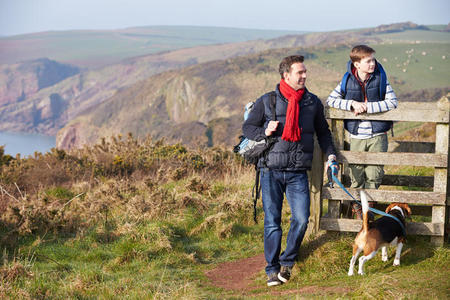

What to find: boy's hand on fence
left=265, top=121, right=279, bottom=136
left=351, top=101, right=367, bottom=115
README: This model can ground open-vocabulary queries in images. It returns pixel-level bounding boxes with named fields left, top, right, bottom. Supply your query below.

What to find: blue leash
left=327, top=161, right=406, bottom=235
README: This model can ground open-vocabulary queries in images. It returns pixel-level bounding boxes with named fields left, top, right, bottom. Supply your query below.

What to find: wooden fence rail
left=307, top=97, right=449, bottom=246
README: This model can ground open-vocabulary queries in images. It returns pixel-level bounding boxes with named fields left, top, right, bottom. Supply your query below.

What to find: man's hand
left=265, top=120, right=279, bottom=136
left=327, top=154, right=337, bottom=163
left=326, top=154, right=338, bottom=175
left=326, top=154, right=338, bottom=187
left=350, top=101, right=367, bottom=115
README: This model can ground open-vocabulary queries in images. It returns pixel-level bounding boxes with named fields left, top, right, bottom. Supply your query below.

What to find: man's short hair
left=350, top=45, right=376, bottom=63
left=279, top=55, right=304, bottom=79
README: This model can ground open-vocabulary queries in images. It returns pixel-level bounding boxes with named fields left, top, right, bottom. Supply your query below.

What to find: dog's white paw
left=382, top=255, right=388, bottom=262
left=393, top=259, right=400, bottom=266
left=348, top=271, right=354, bottom=276
left=357, top=271, right=365, bottom=275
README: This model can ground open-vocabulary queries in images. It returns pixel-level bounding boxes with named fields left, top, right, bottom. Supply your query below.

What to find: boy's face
left=354, top=54, right=376, bottom=75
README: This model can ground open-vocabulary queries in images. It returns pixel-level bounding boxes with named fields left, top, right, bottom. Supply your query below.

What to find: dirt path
left=204, top=253, right=266, bottom=292
left=205, top=253, right=350, bottom=296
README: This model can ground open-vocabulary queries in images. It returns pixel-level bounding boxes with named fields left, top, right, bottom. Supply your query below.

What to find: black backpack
left=233, top=91, right=277, bottom=222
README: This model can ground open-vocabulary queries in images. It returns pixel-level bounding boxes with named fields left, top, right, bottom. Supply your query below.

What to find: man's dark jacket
left=242, top=84, right=336, bottom=171
left=344, top=60, right=392, bottom=135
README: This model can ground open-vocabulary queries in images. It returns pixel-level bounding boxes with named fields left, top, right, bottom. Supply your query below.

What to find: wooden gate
left=308, top=96, right=449, bottom=246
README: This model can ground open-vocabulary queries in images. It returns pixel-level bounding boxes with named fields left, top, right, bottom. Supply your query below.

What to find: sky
left=0, top=0, right=449, bottom=36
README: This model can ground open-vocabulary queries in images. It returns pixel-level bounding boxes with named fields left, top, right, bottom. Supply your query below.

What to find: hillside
left=56, top=27, right=450, bottom=150
left=1, top=22, right=448, bottom=140
left=0, top=26, right=306, bottom=68
left=56, top=49, right=344, bottom=150
left=0, top=26, right=383, bottom=136
left=0, top=58, right=79, bottom=107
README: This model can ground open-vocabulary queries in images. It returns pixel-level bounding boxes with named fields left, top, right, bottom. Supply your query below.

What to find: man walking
left=243, top=55, right=337, bottom=286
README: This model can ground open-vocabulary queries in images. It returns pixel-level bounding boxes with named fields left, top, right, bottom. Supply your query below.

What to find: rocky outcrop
left=0, top=58, right=79, bottom=107
left=56, top=124, right=82, bottom=150
left=55, top=49, right=323, bottom=150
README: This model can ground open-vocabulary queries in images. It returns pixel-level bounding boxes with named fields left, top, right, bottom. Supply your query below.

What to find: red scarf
left=279, top=79, right=304, bottom=142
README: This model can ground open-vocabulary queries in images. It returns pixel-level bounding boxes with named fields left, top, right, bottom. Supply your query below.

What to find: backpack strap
left=253, top=167, right=261, bottom=223
left=269, top=91, right=277, bottom=121
left=252, top=91, right=277, bottom=224
left=340, top=72, right=350, bottom=97
left=377, top=63, right=387, bottom=100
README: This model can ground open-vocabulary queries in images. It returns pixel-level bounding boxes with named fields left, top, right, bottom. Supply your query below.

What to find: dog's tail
left=360, top=190, right=370, bottom=233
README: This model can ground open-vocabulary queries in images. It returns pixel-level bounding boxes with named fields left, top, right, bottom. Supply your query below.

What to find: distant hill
left=361, top=21, right=430, bottom=34
left=55, top=31, right=450, bottom=149
left=55, top=49, right=320, bottom=149
left=0, top=22, right=448, bottom=146
left=0, top=58, right=79, bottom=107
left=0, top=26, right=306, bottom=68
left=0, top=26, right=384, bottom=136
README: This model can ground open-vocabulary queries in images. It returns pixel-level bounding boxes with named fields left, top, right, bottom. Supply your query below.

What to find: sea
left=0, top=131, right=56, bottom=157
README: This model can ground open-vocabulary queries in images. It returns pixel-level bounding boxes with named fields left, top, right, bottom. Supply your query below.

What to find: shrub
left=0, top=134, right=249, bottom=248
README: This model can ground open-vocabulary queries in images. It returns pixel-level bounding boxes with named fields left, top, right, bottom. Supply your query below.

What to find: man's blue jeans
left=260, top=169, right=310, bottom=275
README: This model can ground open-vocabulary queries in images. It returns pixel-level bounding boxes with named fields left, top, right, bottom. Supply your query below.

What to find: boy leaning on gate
left=326, top=45, right=398, bottom=218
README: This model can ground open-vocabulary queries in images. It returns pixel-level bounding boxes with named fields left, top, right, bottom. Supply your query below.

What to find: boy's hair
left=279, top=55, right=304, bottom=79
left=350, top=45, right=376, bottom=63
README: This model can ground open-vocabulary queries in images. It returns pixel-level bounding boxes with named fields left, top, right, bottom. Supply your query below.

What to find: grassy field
left=0, top=135, right=448, bottom=299
left=313, top=39, right=450, bottom=95
left=2, top=222, right=448, bottom=299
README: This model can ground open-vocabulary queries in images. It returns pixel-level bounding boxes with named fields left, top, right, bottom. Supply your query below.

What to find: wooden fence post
left=328, top=119, right=345, bottom=218
left=308, top=139, right=324, bottom=236
left=431, top=97, right=449, bottom=245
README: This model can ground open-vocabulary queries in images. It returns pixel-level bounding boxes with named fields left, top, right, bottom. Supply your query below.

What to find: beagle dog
left=348, top=190, right=411, bottom=276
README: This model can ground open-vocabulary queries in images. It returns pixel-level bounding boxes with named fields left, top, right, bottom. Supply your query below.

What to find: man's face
left=355, top=54, right=376, bottom=75
left=284, top=62, right=307, bottom=91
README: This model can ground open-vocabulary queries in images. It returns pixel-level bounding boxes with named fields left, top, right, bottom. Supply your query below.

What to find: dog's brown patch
left=385, top=203, right=411, bottom=216
left=363, top=230, right=383, bottom=255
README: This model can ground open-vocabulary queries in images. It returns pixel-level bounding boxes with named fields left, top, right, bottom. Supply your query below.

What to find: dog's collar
left=389, top=206, right=405, bottom=219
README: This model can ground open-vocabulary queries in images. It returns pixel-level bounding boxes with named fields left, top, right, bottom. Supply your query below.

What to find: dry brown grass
left=0, top=134, right=251, bottom=249
left=0, top=261, right=32, bottom=282
left=393, top=122, right=436, bottom=142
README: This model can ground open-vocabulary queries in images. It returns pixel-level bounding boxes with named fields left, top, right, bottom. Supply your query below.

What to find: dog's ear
left=385, top=203, right=396, bottom=213
left=403, top=204, right=412, bottom=217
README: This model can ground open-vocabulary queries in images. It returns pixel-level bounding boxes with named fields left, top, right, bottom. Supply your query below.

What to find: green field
left=313, top=39, right=450, bottom=95
left=376, top=29, right=450, bottom=43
